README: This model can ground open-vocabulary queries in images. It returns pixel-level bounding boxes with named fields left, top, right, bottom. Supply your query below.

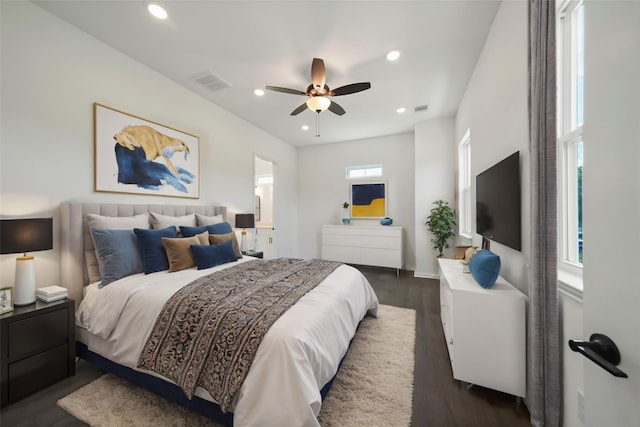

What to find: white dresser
left=321, top=225, right=403, bottom=274
left=438, top=257, right=527, bottom=397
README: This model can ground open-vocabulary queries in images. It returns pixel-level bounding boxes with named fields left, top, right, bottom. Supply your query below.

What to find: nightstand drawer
left=8, top=344, right=69, bottom=403
left=8, top=308, right=68, bottom=361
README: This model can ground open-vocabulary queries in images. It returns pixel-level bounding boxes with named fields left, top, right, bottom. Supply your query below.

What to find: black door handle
left=569, top=333, right=628, bottom=378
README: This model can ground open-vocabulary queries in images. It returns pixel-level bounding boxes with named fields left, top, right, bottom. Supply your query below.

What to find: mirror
left=255, top=195, right=261, bottom=221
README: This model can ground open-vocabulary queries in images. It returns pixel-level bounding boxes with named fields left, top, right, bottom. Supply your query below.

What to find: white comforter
left=76, top=258, right=379, bottom=427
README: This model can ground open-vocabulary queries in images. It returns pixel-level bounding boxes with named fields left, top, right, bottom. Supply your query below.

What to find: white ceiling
left=34, top=1, right=500, bottom=147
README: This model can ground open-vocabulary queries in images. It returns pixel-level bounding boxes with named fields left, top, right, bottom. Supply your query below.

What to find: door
left=582, top=2, right=640, bottom=425
left=254, top=156, right=275, bottom=259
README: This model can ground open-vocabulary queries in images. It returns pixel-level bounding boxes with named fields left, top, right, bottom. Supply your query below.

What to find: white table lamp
left=0, top=218, right=53, bottom=306
left=235, top=213, right=255, bottom=254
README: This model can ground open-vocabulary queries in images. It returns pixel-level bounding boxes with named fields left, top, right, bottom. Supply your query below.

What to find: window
left=557, top=0, right=584, bottom=281
left=346, top=164, right=383, bottom=179
left=458, top=129, right=472, bottom=238
left=255, top=174, right=273, bottom=185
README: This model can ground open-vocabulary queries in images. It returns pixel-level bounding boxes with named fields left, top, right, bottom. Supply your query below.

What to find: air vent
left=191, top=71, right=231, bottom=92
left=414, top=104, right=429, bottom=112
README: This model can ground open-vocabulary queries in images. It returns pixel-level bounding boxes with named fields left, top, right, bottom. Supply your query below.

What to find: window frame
left=345, top=164, right=383, bottom=180
left=557, top=0, right=584, bottom=289
left=457, top=129, right=472, bottom=238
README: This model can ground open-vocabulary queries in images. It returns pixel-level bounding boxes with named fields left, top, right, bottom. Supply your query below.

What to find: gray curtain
left=528, top=1, right=560, bottom=426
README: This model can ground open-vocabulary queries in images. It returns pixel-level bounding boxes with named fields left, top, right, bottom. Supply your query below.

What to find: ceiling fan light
left=306, top=96, right=331, bottom=112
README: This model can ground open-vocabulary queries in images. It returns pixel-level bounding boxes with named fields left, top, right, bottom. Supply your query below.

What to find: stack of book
left=36, top=285, right=68, bottom=303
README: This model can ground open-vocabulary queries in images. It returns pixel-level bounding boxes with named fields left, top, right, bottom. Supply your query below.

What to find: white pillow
left=196, top=213, right=224, bottom=226
left=149, top=212, right=197, bottom=229
left=86, top=212, right=150, bottom=230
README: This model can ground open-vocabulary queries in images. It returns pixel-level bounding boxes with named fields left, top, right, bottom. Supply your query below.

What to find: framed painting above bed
left=350, top=181, right=387, bottom=218
left=94, top=103, right=200, bottom=199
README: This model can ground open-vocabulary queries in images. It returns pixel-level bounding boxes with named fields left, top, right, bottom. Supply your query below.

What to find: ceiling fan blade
left=329, top=82, right=371, bottom=97
left=311, top=58, right=326, bottom=92
left=328, top=101, right=346, bottom=116
left=266, top=86, right=306, bottom=96
left=290, top=103, right=308, bottom=116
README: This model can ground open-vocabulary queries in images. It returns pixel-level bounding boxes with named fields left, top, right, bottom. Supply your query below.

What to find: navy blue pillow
left=134, top=226, right=177, bottom=274
left=469, top=249, right=501, bottom=289
left=180, top=222, right=232, bottom=237
left=190, top=240, right=237, bottom=270
left=91, top=229, right=143, bottom=287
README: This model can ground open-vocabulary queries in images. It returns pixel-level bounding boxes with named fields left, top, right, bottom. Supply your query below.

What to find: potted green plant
left=425, top=200, right=456, bottom=257
left=342, top=202, right=351, bottom=224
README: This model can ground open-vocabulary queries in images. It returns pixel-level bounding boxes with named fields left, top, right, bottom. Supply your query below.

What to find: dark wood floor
left=1, top=266, right=530, bottom=427
left=360, top=267, right=531, bottom=427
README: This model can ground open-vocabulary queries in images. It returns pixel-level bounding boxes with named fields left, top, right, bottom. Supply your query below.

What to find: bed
left=60, top=202, right=379, bottom=427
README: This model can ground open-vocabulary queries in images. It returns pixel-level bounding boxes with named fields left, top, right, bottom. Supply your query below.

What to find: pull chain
left=315, top=112, right=320, bottom=138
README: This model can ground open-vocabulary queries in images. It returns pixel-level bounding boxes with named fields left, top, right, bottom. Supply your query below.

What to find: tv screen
left=476, top=151, right=521, bottom=251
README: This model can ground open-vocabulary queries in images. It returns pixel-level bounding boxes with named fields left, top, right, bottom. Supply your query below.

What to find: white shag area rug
left=58, top=304, right=415, bottom=427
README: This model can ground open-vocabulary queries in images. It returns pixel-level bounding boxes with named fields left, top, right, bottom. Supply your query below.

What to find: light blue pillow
left=190, top=240, right=237, bottom=270
left=180, top=222, right=232, bottom=237
left=91, top=228, right=143, bottom=287
left=134, top=226, right=177, bottom=274
left=469, top=249, right=501, bottom=289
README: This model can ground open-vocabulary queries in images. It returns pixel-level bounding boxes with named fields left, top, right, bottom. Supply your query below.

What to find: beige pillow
left=86, top=212, right=150, bottom=230
left=85, top=250, right=101, bottom=283
left=209, top=232, right=242, bottom=259
left=149, top=212, right=197, bottom=229
left=196, top=213, right=224, bottom=226
left=162, top=231, right=209, bottom=272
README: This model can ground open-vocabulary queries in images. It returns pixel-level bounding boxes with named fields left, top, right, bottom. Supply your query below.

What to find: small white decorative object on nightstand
left=36, top=285, right=69, bottom=303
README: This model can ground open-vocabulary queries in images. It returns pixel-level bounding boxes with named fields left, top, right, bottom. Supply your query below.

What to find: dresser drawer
left=361, top=235, right=400, bottom=249
left=8, top=344, right=69, bottom=403
left=323, top=233, right=360, bottom=247
left=8, top=308, right=68, bottom=361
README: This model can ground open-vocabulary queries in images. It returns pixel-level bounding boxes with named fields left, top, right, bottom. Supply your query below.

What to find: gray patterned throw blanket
left=137, top=258, right=342, bottom=412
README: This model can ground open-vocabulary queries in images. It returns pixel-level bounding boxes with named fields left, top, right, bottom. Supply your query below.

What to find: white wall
left=297, top=133, right=416, bottom=270
left=0, top=2, right=298, bottom=288
left=414, top=118, right=455, bottom=278
left=454, top=0, right=530, bottom=293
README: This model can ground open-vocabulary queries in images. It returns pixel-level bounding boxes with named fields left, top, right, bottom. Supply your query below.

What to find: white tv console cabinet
left=321, top=225, right=403, bottom=275
left=438, top=258, right=526, bottom=397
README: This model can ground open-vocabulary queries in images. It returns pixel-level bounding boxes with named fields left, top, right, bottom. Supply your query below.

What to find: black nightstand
left=0, top=298, right=75, bottom=407
left=244, top=250, right=264, bottom=259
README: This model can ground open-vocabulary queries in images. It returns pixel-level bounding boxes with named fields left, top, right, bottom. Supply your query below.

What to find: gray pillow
left=149, top=212, right=197, bottom=229
left=91, top=228, right=143, bottom=287
left=86, top=212, right=150, bottom=230
left=196, top=213, right=224, bottom=226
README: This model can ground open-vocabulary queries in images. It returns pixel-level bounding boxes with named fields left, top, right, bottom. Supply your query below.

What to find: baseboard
left=413, top=271, right=439, bottom=279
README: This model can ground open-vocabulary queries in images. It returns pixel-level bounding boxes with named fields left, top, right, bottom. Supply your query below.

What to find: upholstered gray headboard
left=60, top=202, right=227, bottom=309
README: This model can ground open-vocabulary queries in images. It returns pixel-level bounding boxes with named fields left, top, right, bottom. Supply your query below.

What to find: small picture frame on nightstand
left=0, top=287, right=14, bottom=314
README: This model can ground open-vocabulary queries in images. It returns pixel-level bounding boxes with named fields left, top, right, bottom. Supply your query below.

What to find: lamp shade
left=1, top=218, right=53, bottom=254
left=235, top=214, right=255, bottom=229
left=306, top=96, right=331, bottom=112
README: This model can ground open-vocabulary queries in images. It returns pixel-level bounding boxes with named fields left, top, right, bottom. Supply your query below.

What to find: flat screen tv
left=476, top=151, right=521, bottom=251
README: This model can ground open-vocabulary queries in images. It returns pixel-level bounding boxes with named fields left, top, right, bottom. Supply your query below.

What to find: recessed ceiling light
left=396, top=107, right=406, bottom=114
left=386, top=50, right=400, bottom=61
left=254, top=89, right=265, bottom=96
left=301, top=125, right=309, bottom=131
left=148, top=4, right=168, bottom=20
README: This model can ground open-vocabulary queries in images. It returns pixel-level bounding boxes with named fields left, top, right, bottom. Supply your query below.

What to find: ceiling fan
left=265, top=58, right=371, bottom=116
